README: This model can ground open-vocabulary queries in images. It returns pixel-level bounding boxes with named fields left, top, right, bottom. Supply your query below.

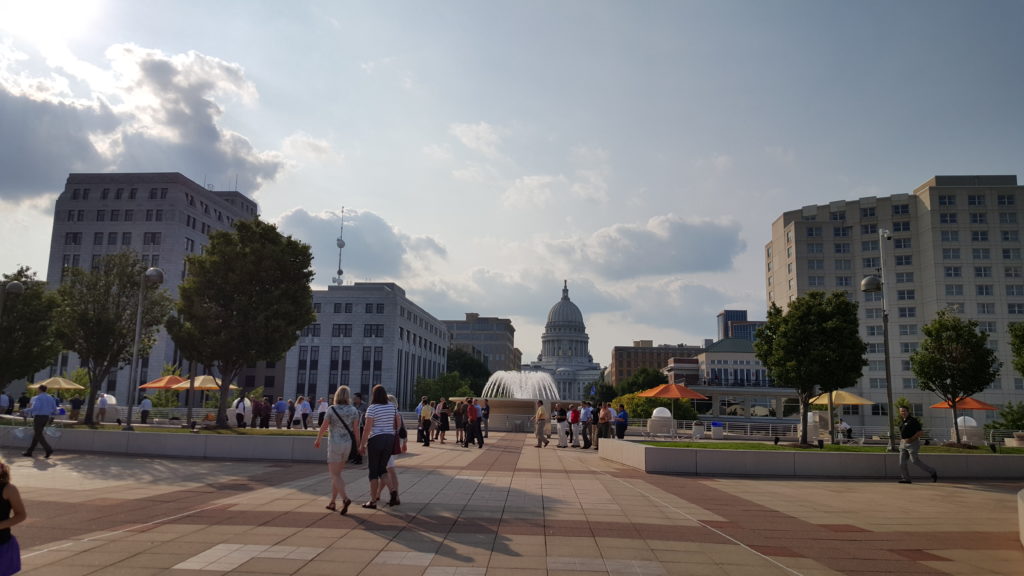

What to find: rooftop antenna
left=331, top=207, right=346, bottom=286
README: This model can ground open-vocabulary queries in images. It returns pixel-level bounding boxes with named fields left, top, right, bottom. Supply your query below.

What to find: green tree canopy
left=167, top=219, right=315, bottom=427
left=754, top=291, right=866, bottom=445
left=446, top=348, right=492, bottom=396
left=54, top=252, right=173, bottom=424
left=910, top=309, right=1001, bottom=444
left=0, top=267, right=61, bottom=391
left=616, top=367, right=668, bottom=395
left=984, top=401, right=1024, bottom=432
left=415, top=372, right=474, bottom=404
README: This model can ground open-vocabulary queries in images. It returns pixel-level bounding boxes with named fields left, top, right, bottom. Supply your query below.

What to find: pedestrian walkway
left=8, top=432, right=1023, bottom=575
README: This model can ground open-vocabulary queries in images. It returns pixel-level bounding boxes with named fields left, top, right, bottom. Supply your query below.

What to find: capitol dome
left=546, top=281, right=585, bottom=327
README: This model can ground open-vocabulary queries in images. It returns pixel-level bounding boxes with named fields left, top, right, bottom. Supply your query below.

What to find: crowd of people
left=531, top=400, right=628, bottom=449
left=414, top=396, right=489, bottom=448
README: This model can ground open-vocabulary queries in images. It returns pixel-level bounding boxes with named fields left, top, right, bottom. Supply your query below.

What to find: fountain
left=481, top=371, right=560, bottom=400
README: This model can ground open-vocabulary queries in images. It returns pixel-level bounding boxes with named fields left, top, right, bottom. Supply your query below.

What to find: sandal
left=361, top=499, right=378, bottom=510
left=325, top=502, right=336, bottom=511
left=339, top=498, right=351, bottom=516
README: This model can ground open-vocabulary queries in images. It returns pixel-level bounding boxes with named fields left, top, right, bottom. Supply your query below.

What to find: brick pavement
left=6, top=432, right=1023, bottom=575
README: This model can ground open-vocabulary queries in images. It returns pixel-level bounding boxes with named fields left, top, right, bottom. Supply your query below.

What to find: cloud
left=695, top=153, right=734, bottom=174
left=502, top=174, right=566, bottom=208
left=273, top=208, right=447, bottom=285
left=0, top=41, right=283, bottom=202
left=569, top=146, right=610, bottom=203
left=449, top=121, right=503, bottom=159
left=542, top=214, right=746, bottom=279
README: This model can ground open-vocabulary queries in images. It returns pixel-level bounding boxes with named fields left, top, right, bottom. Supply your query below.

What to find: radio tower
left=331, top=207, right=346, bottom=286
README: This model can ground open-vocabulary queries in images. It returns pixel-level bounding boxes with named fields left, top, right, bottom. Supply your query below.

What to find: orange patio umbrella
left=637, top=383, right=708, bottom=418
left=139, top=375, right=187, bottom=389
left=929, top=397, right=997, bottom=411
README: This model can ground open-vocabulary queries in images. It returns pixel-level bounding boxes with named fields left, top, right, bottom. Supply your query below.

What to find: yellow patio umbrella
left=170, top=375, right=238, bottom=391
left=139, top=375, right=187, bottom=389
left=809, top=390, right=875, bottom=406
left=28, top=377, right=85, bottom=390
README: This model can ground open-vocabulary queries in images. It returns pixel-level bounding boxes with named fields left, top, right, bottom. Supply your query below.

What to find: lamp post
left=123, top=267, right=164, bottom=431
left=860, top=228, right=898, bottom=452
left=0, top=280, right=25, bottom=320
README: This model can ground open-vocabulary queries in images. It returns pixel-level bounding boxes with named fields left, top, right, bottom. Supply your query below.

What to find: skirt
left=0, top=536, right=20, bottom=576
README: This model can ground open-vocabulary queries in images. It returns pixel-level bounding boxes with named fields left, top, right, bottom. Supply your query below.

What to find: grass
left=641, top=440, right=1024, bottom=455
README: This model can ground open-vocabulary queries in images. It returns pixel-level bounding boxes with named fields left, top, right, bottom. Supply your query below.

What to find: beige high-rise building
left=766, top=175, right=1024, bottom=432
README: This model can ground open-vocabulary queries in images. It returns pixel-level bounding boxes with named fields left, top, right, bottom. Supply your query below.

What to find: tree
left=415, top=372, right=474, bottom=402
left=984, top=401, right=1024, bottom=431
left=755, top=291, right=867, bottom=445
left=910, top=309, right=1001, bottom=445
left=610, top=392, right=698, bottom=421
left=616, top=367, right=667, bottom=395
left=54, top=252, right=173, bottom=425
left=446, top=348, right=492, bottom=396
left=166, top=219, right=315, bottom=427
left=0, top=267, right=61, bottom=392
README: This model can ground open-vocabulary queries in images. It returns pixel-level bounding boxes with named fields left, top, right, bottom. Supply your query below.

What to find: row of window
left=938, top=193, right=1017, bottom=207
left=311, top=302, right=387, bottom=314
left=830, top=204, right=912, bottom=222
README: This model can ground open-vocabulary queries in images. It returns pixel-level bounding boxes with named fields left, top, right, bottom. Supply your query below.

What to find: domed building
left=524, top=281, right=603, bottom=399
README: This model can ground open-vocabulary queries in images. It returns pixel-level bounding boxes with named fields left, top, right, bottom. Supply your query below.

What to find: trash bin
left=711, top=421, right=724, bottom=440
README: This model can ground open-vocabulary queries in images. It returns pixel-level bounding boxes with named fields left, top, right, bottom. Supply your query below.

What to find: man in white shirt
left=139, top=395, right=153, bottom=424
left=580, top=401, right=593, bottom=449
left=97, top=394, right=108, bottom=423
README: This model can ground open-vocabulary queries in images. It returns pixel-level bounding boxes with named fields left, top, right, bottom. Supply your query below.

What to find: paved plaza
left=7, top=432, right=1024, bottom=576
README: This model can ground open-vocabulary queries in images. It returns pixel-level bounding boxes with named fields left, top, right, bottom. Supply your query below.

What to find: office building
left=716, top=310, right=766, bottom=342
left=765, top=175, right=1024, bottom=430
left=608, top=340, right=703, bottom=388
left=443, top=313, right=519, bottom=372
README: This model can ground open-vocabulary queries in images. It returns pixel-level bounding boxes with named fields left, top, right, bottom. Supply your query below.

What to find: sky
left=2, top=1, right=1023, bottom=367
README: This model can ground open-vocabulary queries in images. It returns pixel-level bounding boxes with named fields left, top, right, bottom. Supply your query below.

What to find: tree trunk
left=827, top=395, right=836, bottom=444
left=951, top=402, right=961, bottom=445
left=799, top=400, right=809, bottom=445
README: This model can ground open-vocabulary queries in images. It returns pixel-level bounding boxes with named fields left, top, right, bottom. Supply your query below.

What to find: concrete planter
left=600, top=439, right=1024, bottom=480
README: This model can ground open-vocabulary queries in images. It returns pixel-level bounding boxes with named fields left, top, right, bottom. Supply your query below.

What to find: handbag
left=331, top=406, right=360, bottom=462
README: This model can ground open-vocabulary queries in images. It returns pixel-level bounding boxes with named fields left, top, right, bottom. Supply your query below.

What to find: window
left=942, top=248, right=960, bottom=260
left=940, top=230, right=960, bottom=242
left=834, top=259, right=852, bottom=270
left=897, top=289, right=915, bottom=300
left=1008, top=285, right=1024, bottom=297
left=868, top=360, right=885, bottom=372
left=939, top=213, right=958, bottom=224
left=107, top=232, right=117, bottom=245
left=892, top=204, right=909, bottom=215
left=331, top=323, right=353, bottom=337
left=129, top=188, right=137, bottom=199
left=831, top=210, right=846, bottom=221
left=938, top=195, right=956, bottom=206
left=975, top=266, right=993, bottom=278
left=142, top=232, right=162, bottom=246
left=971, top=230, right=989, bottom=242
left=944, top=266, right=961, bottom=277
left=834, top=243, right=850, bottom=254
left=1000, top=212, right=1018, bottom=225
left=64, top=232, right=82, bottom=245
left=998, top=194, right=1016, bottom=206
left=968, top=194, right=985, bottom=206
left=155, top=209, right=163, bottom=222
left=376, top=303, right=385, bottom=314
left=861, top=240, right=879, bottom=251
left=899, top=324, right=918, bottom=336
left=871, top=404, right=889, bottom=417
left=1007, top=266, right=1023, bottom=278
left=1003, top=230, right=1019, bottom=242
left=149, top=187, right=159, bottom=199
left=869, top=377, right=886, bottom=389
left=900, top=342, right=918, bottom=353
left=945, top=285, right=964, bottom=297
left=892, top=221, right=910, bottom=232
left=842, top=405, right=861, bottom=416
left=973, top=248, right=991, bottom=260
left=833, top=226, right=850, bottom=237
left=807, top=243, right=823, bottom=254
left=947, top=302, right=965, bottom=313
left=861, top=224, right=878, bottom=235
left=897, top=307, right=915, bottom=318
left=866, top=342, right=883, bottom=353
left=978, top=321, right=996, bottom=333
left=96, top=210, right=106, bottom=222
left=864, top=308, right=882, bottom=319
left=893, top=238, right=911, bottom=249
left=808, top=259, right=824, bottom=270
left=344, top=303, right=353, bottom=313
left=121, top=232, right=131, bottom=245
left=806, top=226, right=822, bottom=238
left=970, top=213, right=988, bottom=225
left=362, top=324, right=384, bottom=337
left=860, top=207, right=876, bottom=218
left=1004, top=248, right=1022, bottom=260
left=862, top=256, right=880, bottom=268
left=301, top=324, right=321, bottom=337
left=145, top=209, right=154, bottom=222
left=863, top=291, right=882, bottom=302
left=1010, top=304, right=1024, bottom=315
left=895, top=272, right=914, bottom=283
left=808, top=276, right=826, bottom=287
left=110, top=209, right=120, bottom=222
left=894, top=255, right=912, bottom=266
left=976, top=285, right=994, bottom=297
left=836, top=276, right=851, bottom=287
left=866, top=325, right=883, bottom=336
left=978, top=303, right=995, bottom=314
left=125, top=209, right=134, bottom=222
left=313, top=302, right=321, bottom=313
left=93, top=232, right=104, bottom=245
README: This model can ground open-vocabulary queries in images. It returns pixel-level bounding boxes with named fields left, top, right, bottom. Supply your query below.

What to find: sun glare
left=0, top=0, right=103, bottom=48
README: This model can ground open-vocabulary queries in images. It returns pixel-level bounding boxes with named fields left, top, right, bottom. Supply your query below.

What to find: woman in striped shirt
left=358, top=384, right=400, bottom=509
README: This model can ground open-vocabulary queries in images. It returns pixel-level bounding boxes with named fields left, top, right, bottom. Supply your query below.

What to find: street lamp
left=123, top=267, right=164, bottom=431
left=0, top=280, right=25, bottom=320
left=860, top=228, right=898, bottom=452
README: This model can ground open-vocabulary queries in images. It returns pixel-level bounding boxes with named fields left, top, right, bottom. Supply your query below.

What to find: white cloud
left=449, top=121, right=503, bottom=159
left=695, top=153, right=734, bottom=174
left=502, top=174, right=565, bottom=209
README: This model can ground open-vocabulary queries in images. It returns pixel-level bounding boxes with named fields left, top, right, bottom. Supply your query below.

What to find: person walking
left=313, top=385, right=360, bottom=516
left=95, top=393, right=107, bottom=423
left=22, top=384, right=57, bottom=458
left=298, top=396, right=312, bottom=429
left=0, top=457, right=27, bottom=576
left=531, top=400, right=549, bottom=448
left=358, top=385, right=401, bottom=509
left=286, top=398, right=296, bottom=429
left=138, top=395, right=153, bottom=425
left=897, top=406, right=938, bottom=484
left=349, top=393, right=366, bottom=465
left=420, top=400, right=434, bottom=447
left=273, top=397, right=287, bottom=429
left=481, top=399, right=490, bottom=438
left=454, top=400, right=466, bottom=445
left=385, top=394, right=405, bottom=506
left=580, top=401, right=593, bottom=449
left=315, top=397, right=329, bottom=427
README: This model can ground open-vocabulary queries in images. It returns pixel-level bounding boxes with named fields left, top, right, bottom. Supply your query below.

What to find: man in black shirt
left=898, top=406, right=938, bottom=484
